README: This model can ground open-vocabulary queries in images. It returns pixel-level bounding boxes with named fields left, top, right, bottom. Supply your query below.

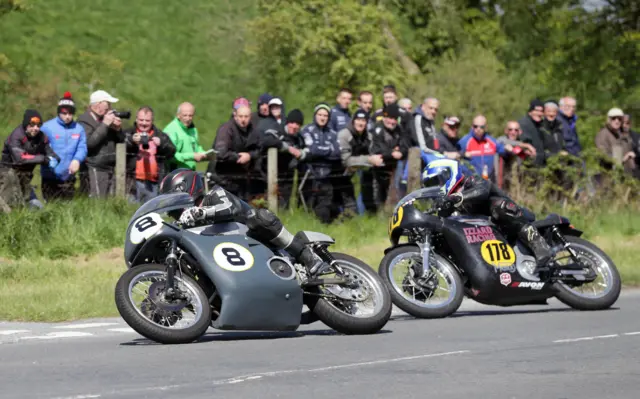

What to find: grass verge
left=0, top=201, right=638, bottom=322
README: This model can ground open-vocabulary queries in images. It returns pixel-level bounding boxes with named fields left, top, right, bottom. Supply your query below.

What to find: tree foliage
left=246, top=0, right=639, bottom=136
left=247, top=0, right=407, bottom=100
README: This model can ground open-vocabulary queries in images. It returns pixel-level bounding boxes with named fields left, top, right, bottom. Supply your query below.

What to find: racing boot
left=285, top=233, right=328, bottom=277
left=518, top=224, right=554, bottom=271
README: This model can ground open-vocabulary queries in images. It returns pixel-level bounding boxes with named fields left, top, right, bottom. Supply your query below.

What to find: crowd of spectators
left=1, top=86, right=638, bottom=222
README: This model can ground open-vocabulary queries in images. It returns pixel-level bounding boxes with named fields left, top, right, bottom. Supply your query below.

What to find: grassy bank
left=0, top=200, right=638, bottom=321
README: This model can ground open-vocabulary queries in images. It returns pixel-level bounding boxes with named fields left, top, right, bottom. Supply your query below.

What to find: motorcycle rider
left=158, top=169, right=327, bottom=278
left=422, top=158, right=555, bottom=269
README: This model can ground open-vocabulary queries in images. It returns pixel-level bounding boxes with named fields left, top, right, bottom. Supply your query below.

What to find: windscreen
left=129, top=192, right=194, bottom=222
left=393, top=187, right=443, bottom=213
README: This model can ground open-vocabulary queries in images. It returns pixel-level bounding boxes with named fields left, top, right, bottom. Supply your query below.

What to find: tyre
left=306, top=252, right=392, bottom=335
left=553, top=236, right=622, bottom=311
left=115, top=264, right=212, bottom=344
left=379, top=245, right=464, bottom=319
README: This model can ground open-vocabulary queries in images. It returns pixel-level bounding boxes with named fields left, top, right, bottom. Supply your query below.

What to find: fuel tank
left=442, top=216, right=555, bottom=306
left=178, top=231, right=304, bottom=331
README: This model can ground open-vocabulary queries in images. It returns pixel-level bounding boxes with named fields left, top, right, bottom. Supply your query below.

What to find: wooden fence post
left=267, top=147, right=278, bottom=213
left=406, top=147, right=422, bottom=193
left=115, top=143, right=126, bottom=198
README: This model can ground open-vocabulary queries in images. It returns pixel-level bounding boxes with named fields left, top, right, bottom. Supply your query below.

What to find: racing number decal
left=213, top=242, right=254, bottom=272
left=388, top=206, right=404, bottom=236
left=480, top=240, right=516, bottom=268
left=135, top=217, right=157, bottom=232
left=130, top=213, right=164, bottom=244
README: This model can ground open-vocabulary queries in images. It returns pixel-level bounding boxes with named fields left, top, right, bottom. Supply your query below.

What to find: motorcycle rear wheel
left=553, top=236, right=621, bottom=311
left=115, top=264, right=212, bottom=344
left=305, top=252, right=392, bottom=335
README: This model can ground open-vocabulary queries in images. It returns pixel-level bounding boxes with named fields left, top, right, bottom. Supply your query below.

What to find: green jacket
left=163, top=117, right=205, bottom=171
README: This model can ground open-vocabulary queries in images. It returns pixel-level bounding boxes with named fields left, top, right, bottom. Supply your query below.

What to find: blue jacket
left=40, top=116, right=87, bottom=181
left=557, top=111, right=581, bottom=156
left=329, top=106, right=351, bottom=133
left=457, top=130, right=506, bottom=177
left=300, top=122, right=341, bottom=177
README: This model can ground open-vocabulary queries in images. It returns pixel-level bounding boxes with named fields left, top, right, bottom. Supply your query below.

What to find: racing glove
left=178, top=207, right=207, bottom=227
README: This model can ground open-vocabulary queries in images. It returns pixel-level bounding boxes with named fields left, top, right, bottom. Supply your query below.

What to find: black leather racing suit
left=179, top=185, right=320, bottom=271
left=440, top=175, right=552, bottom=265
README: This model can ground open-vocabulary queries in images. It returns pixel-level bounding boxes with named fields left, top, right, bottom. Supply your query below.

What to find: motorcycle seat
left=532, top=213, right=569, bottom=229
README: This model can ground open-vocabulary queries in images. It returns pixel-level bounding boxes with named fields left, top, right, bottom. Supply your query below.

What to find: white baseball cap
left=268, top=97, right=283, bottom=106
left=90, top=90, right=119, bottom=104
left=607, top=108, right=624, bottom=118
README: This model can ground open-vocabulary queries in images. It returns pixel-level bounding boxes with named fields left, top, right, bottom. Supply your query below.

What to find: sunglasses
left=610, top=116, right=623, bottom=121
left=473, top=125, right=486, bottom=129
left=507, top=128, right=520, bottom=132
left=28, top=121, right=43, bottom=127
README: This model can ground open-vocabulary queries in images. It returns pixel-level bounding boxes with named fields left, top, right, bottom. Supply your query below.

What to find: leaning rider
left=421, top=158, right=555, bottom=269
left=158, top=168, right=327, bottom=277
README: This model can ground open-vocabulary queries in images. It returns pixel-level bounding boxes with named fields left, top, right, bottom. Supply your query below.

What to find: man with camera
left=123, top=106, right=176, bottom=203
left=78, top=90, right=129, bottom=198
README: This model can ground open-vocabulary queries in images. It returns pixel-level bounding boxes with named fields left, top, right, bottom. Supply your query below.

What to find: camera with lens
left=140, top=132, right=150, bottom=150
left=112, top=109, right=131, bottom=119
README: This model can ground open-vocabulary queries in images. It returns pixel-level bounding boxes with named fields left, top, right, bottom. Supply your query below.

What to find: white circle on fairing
left=129, top=213, right=164, bottom=245
left=213, top=242, right=255, bottom=272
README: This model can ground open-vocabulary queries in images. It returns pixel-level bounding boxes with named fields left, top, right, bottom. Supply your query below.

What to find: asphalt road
left=1, top=291, right=640, bottom=399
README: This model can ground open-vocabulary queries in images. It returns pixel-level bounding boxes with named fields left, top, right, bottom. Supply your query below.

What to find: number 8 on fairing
left=213, top=242, right=254, bottom=272
left=221, top=248, right=245, bottom=266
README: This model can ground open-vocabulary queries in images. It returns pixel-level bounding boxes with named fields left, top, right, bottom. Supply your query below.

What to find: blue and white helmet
left=421, top=158, right=465, bottom=195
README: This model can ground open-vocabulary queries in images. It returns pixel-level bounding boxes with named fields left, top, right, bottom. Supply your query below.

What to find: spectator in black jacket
left=208, top=104, right=261, bottom=201
left=541, top=100, right=567, bottom=157
left=518, top=99, right=547, bottom=166
left=370, top=103, right=408, bottom=208
left=258, top=109, right=306, bottom=208
left=251, top=93, right=273, bottom=128
left=371, top=85, right=410, bottom=132
left=123, top=106, right=176, bottom=203
left=77, top=90, right=126, bottom=198
left=436, top=116, right=462, bottom=160
left=409, top=97, right=440, bottom=154
left=0, top=109, right=59, bottom=211
left=338, top=109, right=382, bottom=214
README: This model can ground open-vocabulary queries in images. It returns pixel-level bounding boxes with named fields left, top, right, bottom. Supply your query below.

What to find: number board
left=388, top=206, right=404, bottom=236
left=213, top=242, right=255, bottom=272
left=129, top=213, right=164, bottom=244
left=480, top=239, right=516, bottom=268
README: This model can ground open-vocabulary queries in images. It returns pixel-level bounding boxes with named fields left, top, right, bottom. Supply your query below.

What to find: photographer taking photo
left=123, top=106, right=176, bottom=203
left=78, top=90, right=130, bottom=198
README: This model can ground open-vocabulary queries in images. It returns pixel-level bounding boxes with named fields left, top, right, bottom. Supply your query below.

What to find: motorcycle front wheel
left=305, top=252, right=392, bottom=335
left=379, top=245, right=464, bottom=319
left=115, top=264, right=212, bottom=344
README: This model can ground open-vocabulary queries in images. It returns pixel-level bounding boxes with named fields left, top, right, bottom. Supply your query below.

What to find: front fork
left=415, top=232, right=432, bottom=278
left=164, top=240, right=186, bottom=300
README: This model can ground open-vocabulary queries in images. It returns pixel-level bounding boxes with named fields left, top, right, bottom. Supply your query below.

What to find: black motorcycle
left=378, top=187, right=622, bottom=318
left=115, top=193, right=392, bottom=344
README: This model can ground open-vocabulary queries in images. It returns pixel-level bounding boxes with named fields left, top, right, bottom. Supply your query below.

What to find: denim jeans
left=135, top=180, right=159, bottom=204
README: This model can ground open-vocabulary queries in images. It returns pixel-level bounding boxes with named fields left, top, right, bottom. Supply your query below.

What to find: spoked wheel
left=115, top=264, right=212, bottom=344
left=553, top=236, right=621, bottom=310
left=379, top=246, right=464, bottom=318
left=305, top=253, right=392, bottom=335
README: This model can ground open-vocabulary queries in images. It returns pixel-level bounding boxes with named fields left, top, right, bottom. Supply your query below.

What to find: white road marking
left=107, top=328, right=137, bottom=333
left=0, top=330, right=30, bottom=336
left=553, top=334, right=619, bottom=343
left=623, top=331, right=640, bottom=336
left=52, top=323, right=119, bottom=329
left=20, top=332, right=94, bottom=340
left=48, top=350, right=471, bottom=398
left=307, top=350, right=470, bottom=372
